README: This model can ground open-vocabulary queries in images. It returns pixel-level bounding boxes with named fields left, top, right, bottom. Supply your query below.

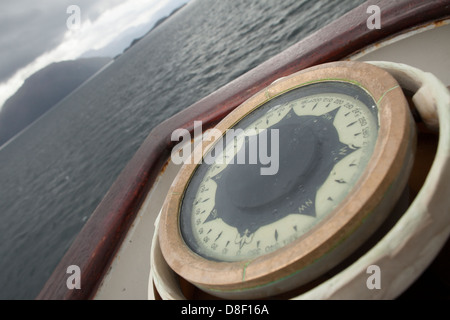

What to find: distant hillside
left=119, top=4, right=187, bottom=56
left=0, top=57, right=111, bottom=146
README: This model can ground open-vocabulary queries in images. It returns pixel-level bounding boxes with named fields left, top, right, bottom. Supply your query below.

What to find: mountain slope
left=0, top=57, right=111, bottom=146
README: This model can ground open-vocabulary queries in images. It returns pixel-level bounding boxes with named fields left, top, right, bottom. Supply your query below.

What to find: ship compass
left=159, top=61, right=415, bottom=299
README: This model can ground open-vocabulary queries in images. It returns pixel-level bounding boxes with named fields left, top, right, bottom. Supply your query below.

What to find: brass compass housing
left=158, top=61, right=415, bottom=299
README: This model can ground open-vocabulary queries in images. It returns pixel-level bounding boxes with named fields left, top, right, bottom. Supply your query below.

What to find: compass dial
left=180, top=82, right=379, bottom=262
left=158, top=61, right=413, bottom=299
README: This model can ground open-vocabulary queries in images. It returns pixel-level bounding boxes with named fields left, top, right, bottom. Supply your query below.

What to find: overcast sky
left=0, top=0, right=190, bottom=110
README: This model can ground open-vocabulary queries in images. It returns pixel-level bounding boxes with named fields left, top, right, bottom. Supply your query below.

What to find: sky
left=0, top=0, right=190, bottom=110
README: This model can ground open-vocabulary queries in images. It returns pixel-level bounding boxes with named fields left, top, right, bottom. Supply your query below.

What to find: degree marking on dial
left=236, top=230, right=254, bottom=249
left=215, top=232, right=223, bottom=242
left=184, top=90, right=379, bottom=262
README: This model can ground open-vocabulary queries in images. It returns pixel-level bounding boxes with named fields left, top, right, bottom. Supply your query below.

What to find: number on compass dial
left=181, top=91, right=378, bottom=262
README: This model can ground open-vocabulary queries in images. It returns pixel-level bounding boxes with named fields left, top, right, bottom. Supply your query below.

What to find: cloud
left=0, top=0, right=117, bottom=82
left=0, top=0, right=188, bottom=110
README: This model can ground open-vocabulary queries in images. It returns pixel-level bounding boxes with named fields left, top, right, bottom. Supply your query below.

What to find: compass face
left=179, top=82, right=379, bottom=262
left=158, top=62, right=412, bottom=299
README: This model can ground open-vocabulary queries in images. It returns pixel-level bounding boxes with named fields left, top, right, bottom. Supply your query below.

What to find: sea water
left=0, top=0, right=364, bottom=299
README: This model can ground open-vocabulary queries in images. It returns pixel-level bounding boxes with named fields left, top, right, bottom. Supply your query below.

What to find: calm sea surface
left=0, top=0, right=364, bottom=299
